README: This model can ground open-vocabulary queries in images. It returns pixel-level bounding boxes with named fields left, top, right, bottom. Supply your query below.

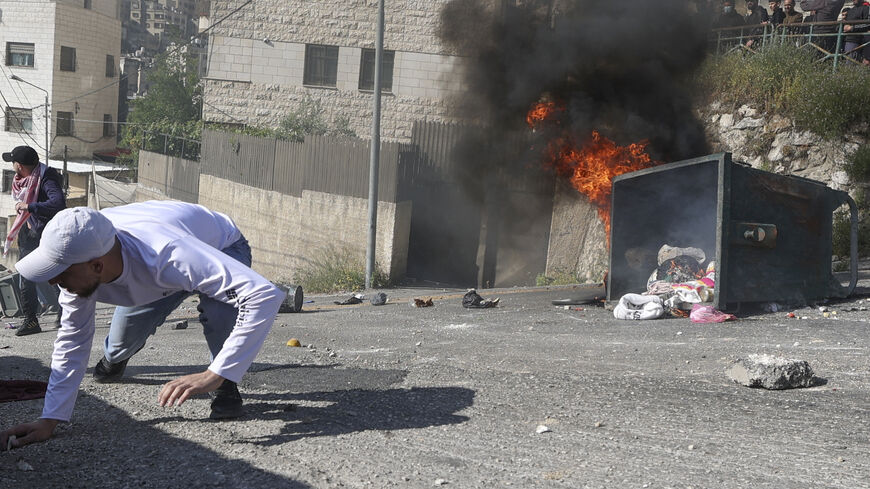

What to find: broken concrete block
left=727, top=354, right=816, bottom=390
left=170, top=320, right=188, bottom=330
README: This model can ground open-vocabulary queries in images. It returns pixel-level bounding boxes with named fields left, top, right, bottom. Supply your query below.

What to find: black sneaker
left=15, top=318, right=41, bottom=337
left=209, top=380, right=244, bottom=420
left=93, top=356, right=129, bottom=383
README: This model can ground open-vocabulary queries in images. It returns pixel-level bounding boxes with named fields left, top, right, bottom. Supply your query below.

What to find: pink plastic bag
left=689, top=304, right=736, bottom=323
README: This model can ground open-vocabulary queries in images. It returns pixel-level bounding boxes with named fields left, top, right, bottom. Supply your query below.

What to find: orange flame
left=527, top=101, right=659, bottom=240
left=526, top=101, right=563, bottom=128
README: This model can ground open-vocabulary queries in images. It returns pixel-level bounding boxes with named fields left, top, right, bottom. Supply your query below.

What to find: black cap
left=2, top=146, right=39, bottom=167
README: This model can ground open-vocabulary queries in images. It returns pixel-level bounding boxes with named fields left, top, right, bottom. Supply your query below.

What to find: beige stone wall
left=203, top=0, right=469, bottom=142
left=52, top=2, right=122, bottom=157
left=545, top=181, right=608, bottom=283
left=197, top=174, right=411, bottom=284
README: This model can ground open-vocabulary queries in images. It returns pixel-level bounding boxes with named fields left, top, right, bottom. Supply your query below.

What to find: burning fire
left=526, top=101, right=659, bottom=239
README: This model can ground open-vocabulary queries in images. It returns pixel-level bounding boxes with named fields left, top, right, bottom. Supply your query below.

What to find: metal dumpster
left=607, top=152, right=857, bottom=310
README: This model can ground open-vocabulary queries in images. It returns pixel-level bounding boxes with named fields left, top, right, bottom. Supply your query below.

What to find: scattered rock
left=766, top=114, right=791, bottom=133
left=16, top=457, right=33, bottom=471
left=738, top=104, right=757, bottom=118
left=370, top=292, right=387, bottom=306
left=727, top=354, right=816, bottom=390
left=733, top=117, right=765, bottom=129
left=719, top=113, right=734, bottom=130
left=286, top=338, right=301, bottom=347
left=170, top=320, right=188, bottom=330
left=536, top=425, right=551, bottom=434
left=434, top=479, right=449, bottom=486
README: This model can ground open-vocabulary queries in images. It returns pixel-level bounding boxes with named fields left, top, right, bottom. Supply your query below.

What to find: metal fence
left=141, top=130, right=202, bottom=161
left=199, top=129, right=413, bottom=203
left=711, top=20, right=870, bottom=70
left=137, top=151, right=200, bottom=203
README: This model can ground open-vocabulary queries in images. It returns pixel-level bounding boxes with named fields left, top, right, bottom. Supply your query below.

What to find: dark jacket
left=800, top=0, right=847, bottom=31
left=714, top=10, right=746, bottom=28
left=746, top=5, right=771, bottom=24
left=25, top=166, right=65, bottom=233
left=844, top=3, right=870, bottom=43
left=770, top=7, right=787, bottom=24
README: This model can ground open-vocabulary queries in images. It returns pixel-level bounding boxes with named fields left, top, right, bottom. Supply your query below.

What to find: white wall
left=0, top=1, right=58, bottom=160
left=0, top=1, right=121, bottom=160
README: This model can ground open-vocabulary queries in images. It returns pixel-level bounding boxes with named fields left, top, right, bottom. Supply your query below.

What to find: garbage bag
left=689, top=304, right=737, bottom=323
left=334, top=293, right=364, bottom=305
left=462, top=289, right=499, bottom=309
left=613, top=293, right=664, bottom=320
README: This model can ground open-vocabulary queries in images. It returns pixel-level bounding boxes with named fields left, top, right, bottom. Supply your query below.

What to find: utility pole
left=365, top=0, right=385, bottom=289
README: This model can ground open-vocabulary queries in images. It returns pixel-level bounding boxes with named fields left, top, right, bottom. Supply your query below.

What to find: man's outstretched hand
left=158, top=370, right=225, bottom=408
left=0, top=418, right=59, bottom=451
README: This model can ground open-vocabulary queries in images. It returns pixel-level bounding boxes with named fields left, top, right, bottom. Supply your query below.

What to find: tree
left=119, top=41, right=202, bottom=166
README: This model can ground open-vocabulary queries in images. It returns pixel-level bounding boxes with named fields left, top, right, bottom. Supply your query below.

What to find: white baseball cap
left=16, top=207, right=117, bottom=282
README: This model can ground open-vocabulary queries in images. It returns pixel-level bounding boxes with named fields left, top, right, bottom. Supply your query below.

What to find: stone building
left=202, top=0, right=468, bottom=142
left=0, top=0, right=122, bottom=159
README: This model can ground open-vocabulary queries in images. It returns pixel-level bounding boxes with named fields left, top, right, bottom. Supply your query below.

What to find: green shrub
left=294, top=247, right=391, bottom=294
left=832, top=209, right=870, bottom=259
left=696, top=45, right=870, bottom=138
left=844, top=145, right=870, bottom=184
left=535, top=270, right=581, bottom=286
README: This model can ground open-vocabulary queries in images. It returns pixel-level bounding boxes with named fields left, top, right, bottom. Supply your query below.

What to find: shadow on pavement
left=234, top=364, right=474, bottom=445
left=239, top=386, right=474, bottom=446
left=0, top=355, right=311, bottom=488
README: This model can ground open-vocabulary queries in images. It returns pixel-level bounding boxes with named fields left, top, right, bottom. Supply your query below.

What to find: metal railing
left=711, top=19, right=870, bottom=70
left=140, top=129, right=201, bottom=161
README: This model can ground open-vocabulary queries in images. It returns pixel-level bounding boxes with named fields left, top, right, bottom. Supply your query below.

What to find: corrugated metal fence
left=200, top=129, right=411, bottom=202
left=137, top=152, right=201, bottom=203
left=141, top=122, right=552, bottom=203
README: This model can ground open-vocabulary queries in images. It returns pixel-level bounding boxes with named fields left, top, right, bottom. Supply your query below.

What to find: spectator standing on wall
left=842, top=0, right=870, bottom=60
left=2, top=145, right=65, bottom=336
left=769, top=0, right=788, bottom=24
left=800, top=0, right=847, bottom=53
left=783, top=0, right=807, bottom=23
left=0, top=202, right=286, bottom=450
left=745, top=0, right=772, bottom=47
left=715, top=0, right=746, bottom=28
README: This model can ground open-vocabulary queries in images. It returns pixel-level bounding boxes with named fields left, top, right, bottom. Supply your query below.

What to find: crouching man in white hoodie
left=0, top=201, right=285, bottom=450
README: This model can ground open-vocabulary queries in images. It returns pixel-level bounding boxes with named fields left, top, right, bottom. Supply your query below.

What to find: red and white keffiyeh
left=4, top=162, right=46, bottom=256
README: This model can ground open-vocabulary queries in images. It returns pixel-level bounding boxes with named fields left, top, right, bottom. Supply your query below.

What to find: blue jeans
left=103, top=236, right=252, bottom=364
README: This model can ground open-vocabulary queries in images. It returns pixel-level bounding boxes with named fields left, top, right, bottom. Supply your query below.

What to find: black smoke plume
left=439, top=0, right=710, bottom=169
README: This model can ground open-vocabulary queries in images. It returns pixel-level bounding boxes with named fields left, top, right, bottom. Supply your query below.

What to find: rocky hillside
left=702, top=101, right=866, bottom=194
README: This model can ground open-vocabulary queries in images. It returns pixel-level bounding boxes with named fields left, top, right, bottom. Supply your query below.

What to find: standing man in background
left=3, top=145, right=65, bottom=336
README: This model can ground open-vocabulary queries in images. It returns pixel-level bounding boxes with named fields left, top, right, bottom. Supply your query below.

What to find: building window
left=155, top=23, right=163, bottom=28
left=57, top=111, right=74, bottom=136
left=155, top=14, right=164, bottom=19
left=60, top=46, right=76, bottom=71
left=6, top=43, right=35, bottom=67
left=103, top=114, right=114, bottom=137
left=84, top=0, right=92, bottom=8
left=146, top=23, right=151, bottom=28
left=303, top=44, right=339, bottom=88
left=106, top=55, right=115, bottom=77
left=132, top=12, right=139, bottom=17
left=359, top=49, right=395, bottom=92
left=4, top=107, right=32, bottom=133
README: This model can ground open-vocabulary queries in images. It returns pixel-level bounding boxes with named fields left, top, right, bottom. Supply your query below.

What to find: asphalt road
left=1, top=282, right=869, bottom=488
